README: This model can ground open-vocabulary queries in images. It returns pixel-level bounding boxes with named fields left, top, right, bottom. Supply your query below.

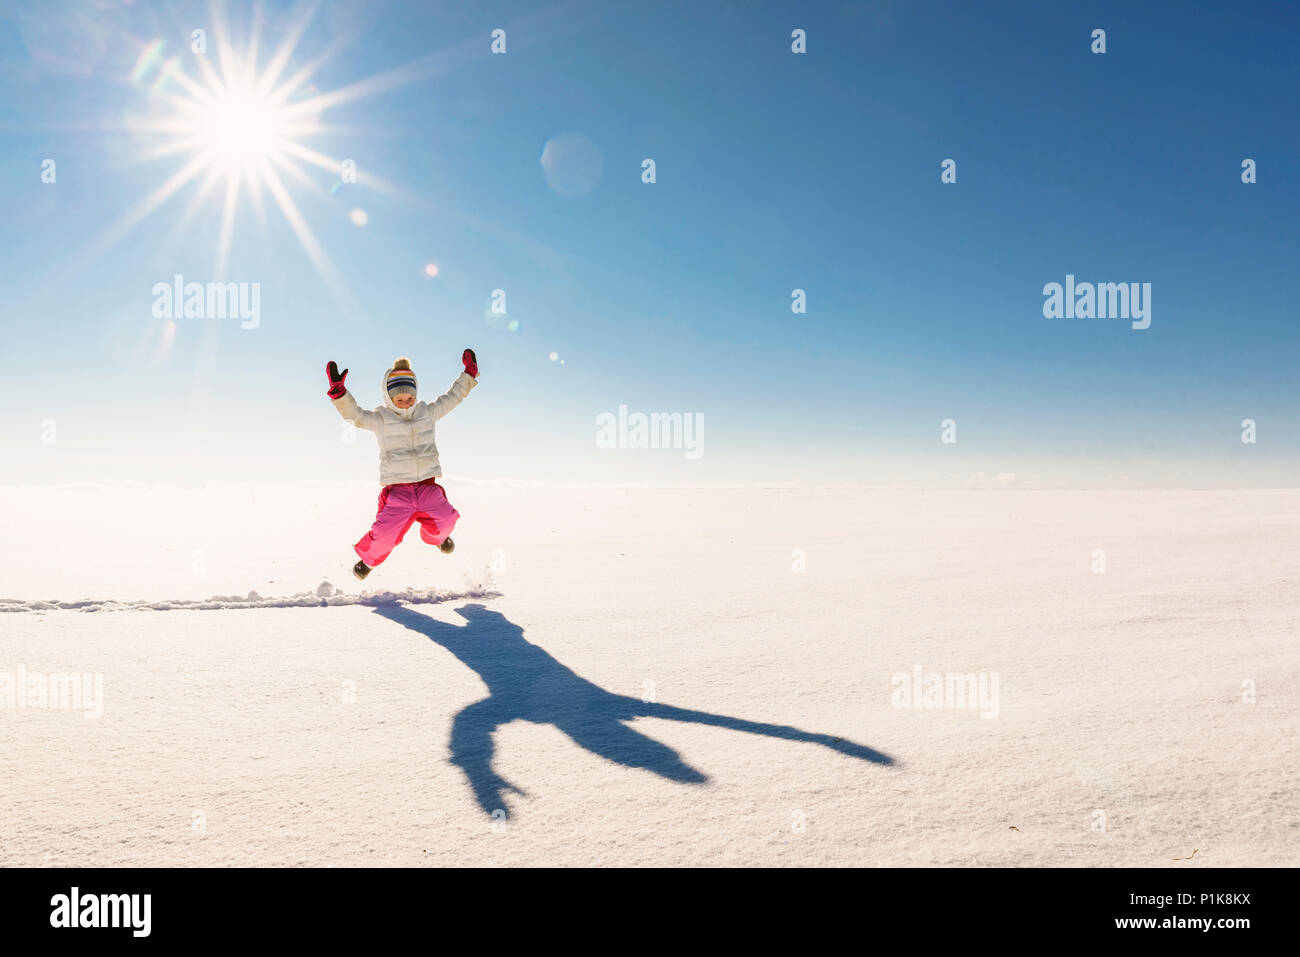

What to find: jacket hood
left=381, top=366, right=417, bottom=418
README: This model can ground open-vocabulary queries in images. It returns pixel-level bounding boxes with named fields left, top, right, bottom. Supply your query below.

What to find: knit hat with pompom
left=386, top=357, right=417, bottom=400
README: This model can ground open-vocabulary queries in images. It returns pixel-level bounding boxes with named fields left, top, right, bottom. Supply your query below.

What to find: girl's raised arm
left=426, top=349, right=480, bottom=422
left=326, top=360, right=382, bottom=431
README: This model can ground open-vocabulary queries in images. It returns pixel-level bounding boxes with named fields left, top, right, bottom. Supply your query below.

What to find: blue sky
left=0, top=0, right=1296, bottom=487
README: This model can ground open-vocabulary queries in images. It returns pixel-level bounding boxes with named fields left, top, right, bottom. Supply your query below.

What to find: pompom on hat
left=386, top=356, right=417, bottom=400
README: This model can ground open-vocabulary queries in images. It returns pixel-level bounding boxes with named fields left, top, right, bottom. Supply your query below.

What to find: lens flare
left=540, top=133, right=603, bottom=197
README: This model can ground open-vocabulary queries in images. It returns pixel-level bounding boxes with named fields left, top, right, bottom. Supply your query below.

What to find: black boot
left=352, top=559, right=371, bottom=580
left=439, top=537, right=455, bottom=554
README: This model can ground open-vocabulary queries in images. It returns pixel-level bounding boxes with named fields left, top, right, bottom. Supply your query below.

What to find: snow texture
left=1, top=483, right=1296, bottom=866
left=0, top=586, right=499, bottom=613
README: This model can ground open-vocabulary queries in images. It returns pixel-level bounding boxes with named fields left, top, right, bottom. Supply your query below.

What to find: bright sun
left=203, top=94, right=280, bottom=162
left=117, top=7, right=407, bottom=291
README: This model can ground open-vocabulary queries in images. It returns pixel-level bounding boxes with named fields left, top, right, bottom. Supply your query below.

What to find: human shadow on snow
left=374, top=603, right=895, bottom=816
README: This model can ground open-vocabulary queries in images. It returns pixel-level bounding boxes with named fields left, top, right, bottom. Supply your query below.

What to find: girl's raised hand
left=462, top=348, right=478, bottom=378
left=326, top=360, right=349, bottom=398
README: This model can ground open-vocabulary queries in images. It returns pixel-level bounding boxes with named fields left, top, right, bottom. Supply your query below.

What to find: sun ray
left=88, top=150, right=215, bottom=259
left=132, top=133, right=210, bottom=163
left=273, top=138, right=402, bottom=197
left=279, top=55, right=446, bottom=120
left=260, top=40, right=346, bottom=110
left=256, top=156, right=349, bottom=303
left=251, top=0, right=320, bottom=101
left=246, top=160, right=267, bottom=231
left=162, top=61, right=222, bottom=107
left=210, top=6, right=242, bottom=98
left=244, top=8, right=261, bottom=91
left=164, top=160, right=228, bottom=246
left=274, top=22, right=510, bottom=121
left=193, top=41, right=229, bottom=101
left=215, top=160, right=243, bottom=280
left=267, top=151, right=326, bottom=198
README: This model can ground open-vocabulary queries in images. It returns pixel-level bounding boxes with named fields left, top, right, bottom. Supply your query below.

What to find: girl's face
left=393, top=394, right=416, bottom=409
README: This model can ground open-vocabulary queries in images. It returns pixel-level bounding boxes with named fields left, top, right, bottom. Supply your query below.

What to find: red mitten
left=326, top=360, right=349, bottom=399
left=462, top=348, right=478, bottom=378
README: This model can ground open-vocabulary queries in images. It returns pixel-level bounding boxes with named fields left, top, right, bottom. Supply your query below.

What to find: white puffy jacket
left=333, top=368, right=478, bottom=486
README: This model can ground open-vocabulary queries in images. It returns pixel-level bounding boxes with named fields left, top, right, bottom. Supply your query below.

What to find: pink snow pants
left=354, top=478, right=460, bottom=567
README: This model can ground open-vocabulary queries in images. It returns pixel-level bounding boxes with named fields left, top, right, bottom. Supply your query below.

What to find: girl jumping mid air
left=326, top=349, right=479, bottom=580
